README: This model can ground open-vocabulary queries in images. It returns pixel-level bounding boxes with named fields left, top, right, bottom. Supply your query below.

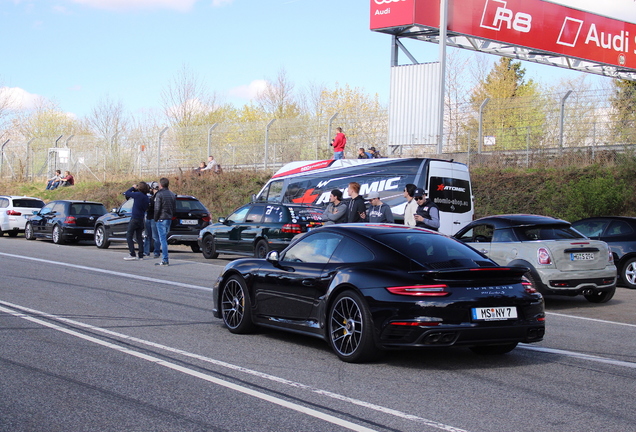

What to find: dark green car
left=198, top=202, right=323, bottom=259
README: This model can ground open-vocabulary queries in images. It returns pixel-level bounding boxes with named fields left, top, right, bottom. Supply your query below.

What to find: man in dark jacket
left=143, top=182, right=161, bottom=259
left=154, top=177, right=177, bottom=266
left=123, top=182, right=150, bottom=260
left=413, top=188, right=440, bottom=231
left=345, top=182, right=367, bottom=223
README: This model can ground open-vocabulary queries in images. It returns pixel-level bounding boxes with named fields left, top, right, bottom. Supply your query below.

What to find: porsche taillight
left=386, top=285, right=449, bottom=296
left=537, top=247, right=551, bottom=265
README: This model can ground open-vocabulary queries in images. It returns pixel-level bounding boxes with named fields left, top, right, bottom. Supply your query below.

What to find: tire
left=254, top=239, right=270, bottom=258
left=94, top=225, right=110, bottom=249
left=0, top=229, right=3, bottom=237
left=24, top=223, right=35, bottom=240
left=52, top=225, right=65, bottom=245
left=469, top=343, right=518, bottom=355
left=220, top=275, right=256, bottom=334
left=584, top=285, right=616, bottom=303
left=524, top=270, right=544, bottom=294
left=201, top=235, right=219, bottom=259
left=7, top=231, right=18, bottom=237
left=620, top=257, right=636, bottom=289
left=327, top=290, right=379, bottom=363
left=190, top=243, right=201, bottom=253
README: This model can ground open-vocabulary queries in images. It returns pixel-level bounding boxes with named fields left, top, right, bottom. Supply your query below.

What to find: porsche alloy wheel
left=328, top=290, right=378, bottom=363
left=221, top=276, right=255, bottom=334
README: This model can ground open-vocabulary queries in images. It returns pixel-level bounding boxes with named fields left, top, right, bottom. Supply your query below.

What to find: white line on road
left=546, top=311, right=636, bottom=328
left=0, top=302, right=380, bottom=432
left=0, top=300, right=471, bottom=432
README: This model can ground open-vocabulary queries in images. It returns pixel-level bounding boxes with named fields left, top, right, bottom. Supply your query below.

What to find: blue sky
left=1, top=0, right=631, bottom=119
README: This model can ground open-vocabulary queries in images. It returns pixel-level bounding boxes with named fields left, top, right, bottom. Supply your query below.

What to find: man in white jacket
left=403, top=183, right=418, bottom=226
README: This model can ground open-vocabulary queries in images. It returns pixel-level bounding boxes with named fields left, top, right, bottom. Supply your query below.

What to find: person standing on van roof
left=403, top=183, right=418, bottom=227
left=413, top=188, right=440, bottom=231
left=345, top=182, right=367, bottom=223
left=331, top=127, right=347, bottom=160
left=366, top=192, right=394, bottom=223
left=321, top=189, right=347, bottom=225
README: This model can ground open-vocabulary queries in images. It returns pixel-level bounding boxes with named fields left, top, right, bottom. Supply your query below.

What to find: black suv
left=94, top=195, right=210, bottom=252
left=25, top=200, right=107, bottom=244
left=198, top=202, right=323, bottom=259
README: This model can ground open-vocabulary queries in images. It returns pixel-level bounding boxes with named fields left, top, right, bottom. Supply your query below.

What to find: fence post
left=478, top=98, right=489, bottom=154
left=328, top=112, right=339, bottom=157
left=526, top=126, right=530, bottom=168
left=559, top=90, right=572, bottom=155
left=265, top=119, right=276, bottom=169
left=157, top=127, right=169, bottom=177
left=0, top=139, right=9, bottom=179
left=207, top=123, right=218, bottom=160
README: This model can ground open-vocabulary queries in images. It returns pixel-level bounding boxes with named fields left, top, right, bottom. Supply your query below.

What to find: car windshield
left=516, top=224, right=584, bottom=240
left=71, top=203, right=107, bottom=216
left=13, top=199, right=45, bottom=208
left=177, top=199, right=207, bottom=212
left=374, top=231, right=495, bottom=269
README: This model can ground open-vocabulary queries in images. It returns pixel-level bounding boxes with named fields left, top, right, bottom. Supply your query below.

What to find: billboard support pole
left=437, top=0, right=448, bottom=155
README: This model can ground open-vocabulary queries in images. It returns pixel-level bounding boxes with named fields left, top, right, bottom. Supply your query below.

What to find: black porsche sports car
left=213, top=224, right=545, bottom=363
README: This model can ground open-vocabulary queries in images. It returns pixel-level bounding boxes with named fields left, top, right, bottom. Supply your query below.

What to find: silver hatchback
left=454, top=214, right=617, bottom=303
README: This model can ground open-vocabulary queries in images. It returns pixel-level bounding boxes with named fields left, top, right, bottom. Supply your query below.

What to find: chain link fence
left=1, top=88, right=634, bottom=182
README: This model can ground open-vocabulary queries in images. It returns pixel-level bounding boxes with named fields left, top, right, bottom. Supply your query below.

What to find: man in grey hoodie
left=366, top=191, right=394, bottom=223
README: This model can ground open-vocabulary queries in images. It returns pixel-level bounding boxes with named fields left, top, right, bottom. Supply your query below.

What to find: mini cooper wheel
left=584, top=285, right=616, bottom=303
left=52, top=225, right=65, bottom=245
left=327, top=290, right=379, bottom=363
left=94, top=225, right=110, bottom=249
left=469, top=343, right=518, bottom=355
left=254, top=239, right=270, bottom=258
left=201, top=235, right=219, bottom=259
left=621, top=257, right=636, bottom=289
left=221, top=275, right=255, bottom=334
left=24, top=223, right=35, bottom=240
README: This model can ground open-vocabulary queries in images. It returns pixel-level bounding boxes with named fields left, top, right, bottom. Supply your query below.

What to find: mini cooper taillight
left=386, top=285, right=450, bottom=296
left=537, top=247, right=551, bottom=265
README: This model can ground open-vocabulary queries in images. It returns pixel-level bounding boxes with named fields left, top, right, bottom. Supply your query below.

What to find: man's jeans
left=126, top=218, right=145, bottom=258
left=156, top=219, right=171, bottom=263
left=144, top=219, right=161, bottom=257
left=333, top=151, right=344, bottom=160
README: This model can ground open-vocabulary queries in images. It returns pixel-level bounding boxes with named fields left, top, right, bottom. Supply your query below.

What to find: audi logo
left=374, top=0, right=404, bottom=4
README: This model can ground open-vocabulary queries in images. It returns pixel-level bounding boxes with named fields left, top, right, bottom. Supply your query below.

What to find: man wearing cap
left=322, top=189, right=347, bottom=225
left=366, top=191, right=394, bottom=223
left=413, top=188, right=440, bottom=231
left=144, top=181, right=162, bottom=258
left=369, top=147, right=381, bottom=158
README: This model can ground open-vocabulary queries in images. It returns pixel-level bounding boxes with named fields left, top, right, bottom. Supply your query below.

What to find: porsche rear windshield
left=374, top=232, right=493, bottom=267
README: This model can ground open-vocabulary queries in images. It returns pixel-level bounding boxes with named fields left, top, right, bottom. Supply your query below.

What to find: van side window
left=261, top=180, right=284, bottom=202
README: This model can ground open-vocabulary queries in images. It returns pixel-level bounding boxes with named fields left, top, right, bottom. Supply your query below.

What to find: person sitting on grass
left=59, top=171, right=75, bottom=187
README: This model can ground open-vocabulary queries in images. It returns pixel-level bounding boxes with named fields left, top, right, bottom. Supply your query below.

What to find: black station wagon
left=198, top=202, right=323, bottom=259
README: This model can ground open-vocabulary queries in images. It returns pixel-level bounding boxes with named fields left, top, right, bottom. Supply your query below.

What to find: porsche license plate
left=472, top=307, right=518, bottom=321
left=571, top=252, right=594, bottom=261
left=180, top=219, right=198, bottom=225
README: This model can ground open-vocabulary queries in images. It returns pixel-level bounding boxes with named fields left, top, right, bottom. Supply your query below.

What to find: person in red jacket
left=331, top=127, right=347, bottom=160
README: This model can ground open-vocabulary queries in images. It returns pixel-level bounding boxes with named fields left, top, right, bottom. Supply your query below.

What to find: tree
left=469, top=58, right=546, bottom=150
left=609, top=78, right=636, bottom=144
left=256, top=69, right=301, bottom=119
left=84, top=95, right=129, bottom=172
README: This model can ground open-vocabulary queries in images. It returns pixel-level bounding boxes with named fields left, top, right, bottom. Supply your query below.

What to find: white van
left=255, top=158, right=473, bottom=235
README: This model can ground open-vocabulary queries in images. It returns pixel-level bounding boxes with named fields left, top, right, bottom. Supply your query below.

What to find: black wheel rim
left=204, top=237, right=214, bottom=255
left=221, top=279, right=245, bottom=329
left=330, top=296, right=362, bottom=356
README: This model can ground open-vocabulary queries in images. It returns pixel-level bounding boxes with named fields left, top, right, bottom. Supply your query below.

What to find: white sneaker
left=124, top=256, right=140, bottom=261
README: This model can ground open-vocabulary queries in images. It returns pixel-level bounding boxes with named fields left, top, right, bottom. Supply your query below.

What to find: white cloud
left=227, top=80, right=268, bottom=100
left=1, top=87, right=42, bottom=110
left=212, top=0, right=235, bottom=6
left=69, top=0, right=198, bottom=12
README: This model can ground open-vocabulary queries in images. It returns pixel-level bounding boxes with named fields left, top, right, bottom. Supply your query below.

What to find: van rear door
left=426, top=161, right=473, bottom=235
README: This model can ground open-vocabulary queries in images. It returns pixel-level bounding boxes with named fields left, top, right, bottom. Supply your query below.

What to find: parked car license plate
left=571, top=252, right=594, bottom=261
left=471, top=307, right=518, bottom=321
left=83, top=229, right=94, bottom=234
left=180, top=219, right=198, bottom=225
